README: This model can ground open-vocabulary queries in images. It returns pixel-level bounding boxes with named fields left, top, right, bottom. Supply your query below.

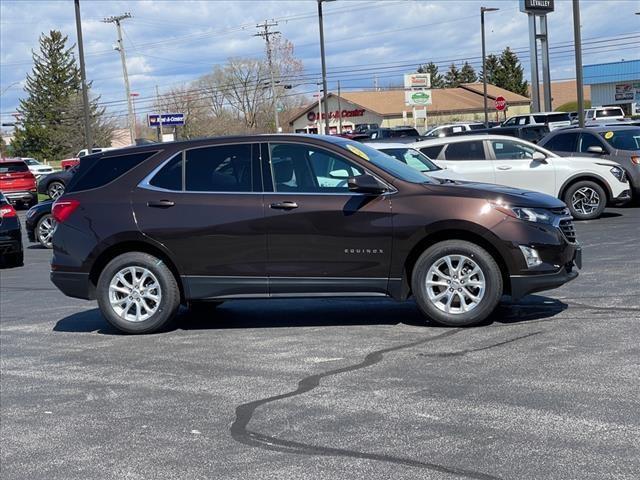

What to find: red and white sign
left=307, top=109, right=365, bottom=122
left=495, top=96, right=507, bottom=111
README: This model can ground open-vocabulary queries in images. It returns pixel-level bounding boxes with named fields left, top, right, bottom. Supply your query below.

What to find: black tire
left=563, top=180, right=607, bottom=220
left=96, top=252, right=180, bottom=334
left=411, top=240, right=503, bottom=327
left=47, top=181, right=65, bottom=200
left=36, top=214, right=55, bottom=249
left=1, top=252, right=24, bottom=268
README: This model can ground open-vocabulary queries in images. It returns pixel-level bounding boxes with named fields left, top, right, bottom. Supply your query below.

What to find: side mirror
left=532, top=151, right=548, bottom=163
left=348, top=174, right=388, bottom=195
left=587, top=145, right=605, bottom=154
left=329, top=169, right=349, bottom=179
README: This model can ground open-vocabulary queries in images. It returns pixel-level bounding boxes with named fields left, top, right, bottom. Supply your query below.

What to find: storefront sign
left=615, top=83, right=635, bottom=101
left=307, top=109, right=365, bottom=122
left=519, top=0, right=554, bottom=14
left=148, top=113, right=185, bottom=127
left=404, top=73, right=431, bottom=89
left=404, top=89, right=432, bottom=106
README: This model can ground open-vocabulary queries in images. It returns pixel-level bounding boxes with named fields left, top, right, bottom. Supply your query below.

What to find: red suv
left=0, top=158, right=38, bottom=208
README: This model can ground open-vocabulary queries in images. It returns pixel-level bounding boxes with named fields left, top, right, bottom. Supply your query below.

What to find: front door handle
left=147, top=200, right=175, bottom=208
left=496, top=165, right=512, bottom=170
left=270, top=201, right=299, bottom=210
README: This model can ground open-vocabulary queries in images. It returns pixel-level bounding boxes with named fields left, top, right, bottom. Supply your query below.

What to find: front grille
left=559, top=218, right=577, bottom=244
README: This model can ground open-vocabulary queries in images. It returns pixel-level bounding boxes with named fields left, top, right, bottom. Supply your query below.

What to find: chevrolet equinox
left=50, top=135, right=581, bottom=333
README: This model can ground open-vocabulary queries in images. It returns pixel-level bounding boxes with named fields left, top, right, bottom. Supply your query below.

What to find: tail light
left=0, top=204, right=17, bottom=218
left=631, top=156, right=640, bottom=166
left=52, top=199, right=80, bottom=223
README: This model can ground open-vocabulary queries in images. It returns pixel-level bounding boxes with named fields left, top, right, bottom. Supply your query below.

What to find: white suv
left=584, top=107, right=625, bottom=123
left=411, top=135, right=631, bottom=220
left=502, top=112, right=571, bottom=131
left=424, top=123, right=486, bottom=138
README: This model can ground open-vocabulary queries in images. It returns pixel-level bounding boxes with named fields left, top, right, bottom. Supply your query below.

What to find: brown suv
left=50, top=135, right=581, bottom=333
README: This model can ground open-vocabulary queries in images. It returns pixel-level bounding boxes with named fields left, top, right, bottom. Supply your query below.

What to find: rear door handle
left=270, top=201, right=299, bottom=210
left=497, top=165, right=512, bottom=170
left=147, top=200, right=175, bottom=208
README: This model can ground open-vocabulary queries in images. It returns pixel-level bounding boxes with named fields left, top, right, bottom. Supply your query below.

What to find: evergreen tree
left=12, top=30, right=112, bottom=161
left=496, top=47, right=529, bottom=96
left=480, top=54, right=500, bottom=85
left=417, top=62, right=444, bottom=88
left=459, top=61, right=477, bottom=84
left=444, top=63, right=462, bottom=88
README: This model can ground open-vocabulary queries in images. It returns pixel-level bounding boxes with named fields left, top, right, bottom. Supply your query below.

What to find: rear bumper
left=50, top=271, right=95, bottom=300
left=0, top=238, right=22, bottom=255
left=4, top=191, right=37, bottom=204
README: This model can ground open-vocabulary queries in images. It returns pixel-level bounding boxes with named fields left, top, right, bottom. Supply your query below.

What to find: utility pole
left=317, top=0, right=334, bottom=135
left=103, top=13, right=135, bottom=144
left=337, top=80, right=342, bottom=134
left=155, top=85, right=163, bottom=142
left=255, top=20, right=281, bottom=133
left=317, top=82, right=323, bottom=134
left=74, top=0, right=92, bottom=151
left=573, top=0, right=585, bottom=128
left=481, top=6, right=499, bottom=128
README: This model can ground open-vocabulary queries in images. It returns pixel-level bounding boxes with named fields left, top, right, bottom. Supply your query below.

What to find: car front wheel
left=564, top=180, right=606, bottom=220
left=411, top=240, right=503, bottom=327
left=96, top=252, right=180, bottom=334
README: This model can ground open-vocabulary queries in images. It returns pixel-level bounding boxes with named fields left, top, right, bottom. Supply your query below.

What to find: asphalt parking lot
left=1, top=207, right=639, bottom=480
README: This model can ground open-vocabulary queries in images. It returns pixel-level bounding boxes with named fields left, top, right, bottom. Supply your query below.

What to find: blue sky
left=1, top=0, right=639, bottom=127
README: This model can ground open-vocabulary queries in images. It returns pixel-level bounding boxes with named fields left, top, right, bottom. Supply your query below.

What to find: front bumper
left=510, top=248, right=580, bottom=299
left=50, top=271, right=95, bottom=300
left=610, top=189, right=632, bottom=206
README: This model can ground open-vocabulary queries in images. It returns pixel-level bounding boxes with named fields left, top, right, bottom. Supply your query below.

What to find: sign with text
left=147, top=113, right=185, bottom=127
left=405, top=89, right=432, bottom=106
left=495, top=96, right=507, bottom=111
left=404, top=73, right=431, bottom=89
left=519, top=0, right=554, bottom=14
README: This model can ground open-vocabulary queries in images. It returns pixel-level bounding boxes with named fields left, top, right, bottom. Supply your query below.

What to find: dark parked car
left=369, top=127, right=422, bottom=140
left=37, top=165, right=77, bottom=199
left=0, top=192, right=23, bottom=268
left=26, top=200, right=55, bottom=248
left=51, top=135, right=580, bottom=334
left=0, top=158, right=38, bottom=208
left=539, top=125, right=640, bottom=197
left=450, top=125, right=550, bottom=144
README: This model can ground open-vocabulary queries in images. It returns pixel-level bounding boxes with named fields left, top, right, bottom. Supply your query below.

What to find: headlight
left=610, top=166, right=626, bottom=183
left=491, top=203, right=553, bottom=224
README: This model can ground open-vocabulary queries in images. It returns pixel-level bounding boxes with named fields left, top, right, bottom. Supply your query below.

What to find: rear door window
left=443, top=141, right=487, bottom=160
left=542, top=132, right=579, bottom=152
left=185, top=144, right=253, bottom=192
left=66, top=151, right=158, bottom=192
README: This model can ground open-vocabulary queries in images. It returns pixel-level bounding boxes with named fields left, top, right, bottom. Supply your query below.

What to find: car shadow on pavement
left=52, top=295, right=568, bottom=335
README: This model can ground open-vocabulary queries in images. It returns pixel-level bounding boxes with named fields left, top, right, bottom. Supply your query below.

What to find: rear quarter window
left=67, top=151, right=158, bottom=192
left=419, top=145, right=445, bottom=159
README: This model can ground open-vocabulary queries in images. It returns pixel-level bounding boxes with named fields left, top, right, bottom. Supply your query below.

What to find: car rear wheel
left=564, top=180, right=606, bottom=220
left=411, top=240, right=502, bottom=327
left=47, top=181, right=65, bottom=199
left=36, top=214, right=56, bottom=248
left=97, top=252, right=180, bottom=334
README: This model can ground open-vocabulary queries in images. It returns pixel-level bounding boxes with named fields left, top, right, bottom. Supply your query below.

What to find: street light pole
left=74, top=0, right=93, bottom=151
left=317, top=0, right=335, bottom=135
left=481, top=6, right=499, bottom=128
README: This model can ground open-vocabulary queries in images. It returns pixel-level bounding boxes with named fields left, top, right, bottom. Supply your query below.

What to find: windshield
left=380, top=148, right=441, bottom=172
left=0, top=162, right=29, bottom=173
left=535, top=113, right=570, bottom=123
left=595, top=108, right=623, bottom=118
left=336, top=140, right=435, bottom=184
left=23, top=158, right=39, bottom=165
left=600, top=129, right=640, bottom=151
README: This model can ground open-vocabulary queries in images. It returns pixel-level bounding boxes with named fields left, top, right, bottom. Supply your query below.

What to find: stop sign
left=495, top=96, right=507, bottom=111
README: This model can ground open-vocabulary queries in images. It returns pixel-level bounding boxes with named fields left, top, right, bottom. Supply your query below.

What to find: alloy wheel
left=108, top=266, right=162, bottom=323
left=37, top=214, right=56, bottom=248
left=425, top=254, right=486, bottom=314
left=571, top=187, right=600, bottom=215
left=48, top=182, right=65, bottom=199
